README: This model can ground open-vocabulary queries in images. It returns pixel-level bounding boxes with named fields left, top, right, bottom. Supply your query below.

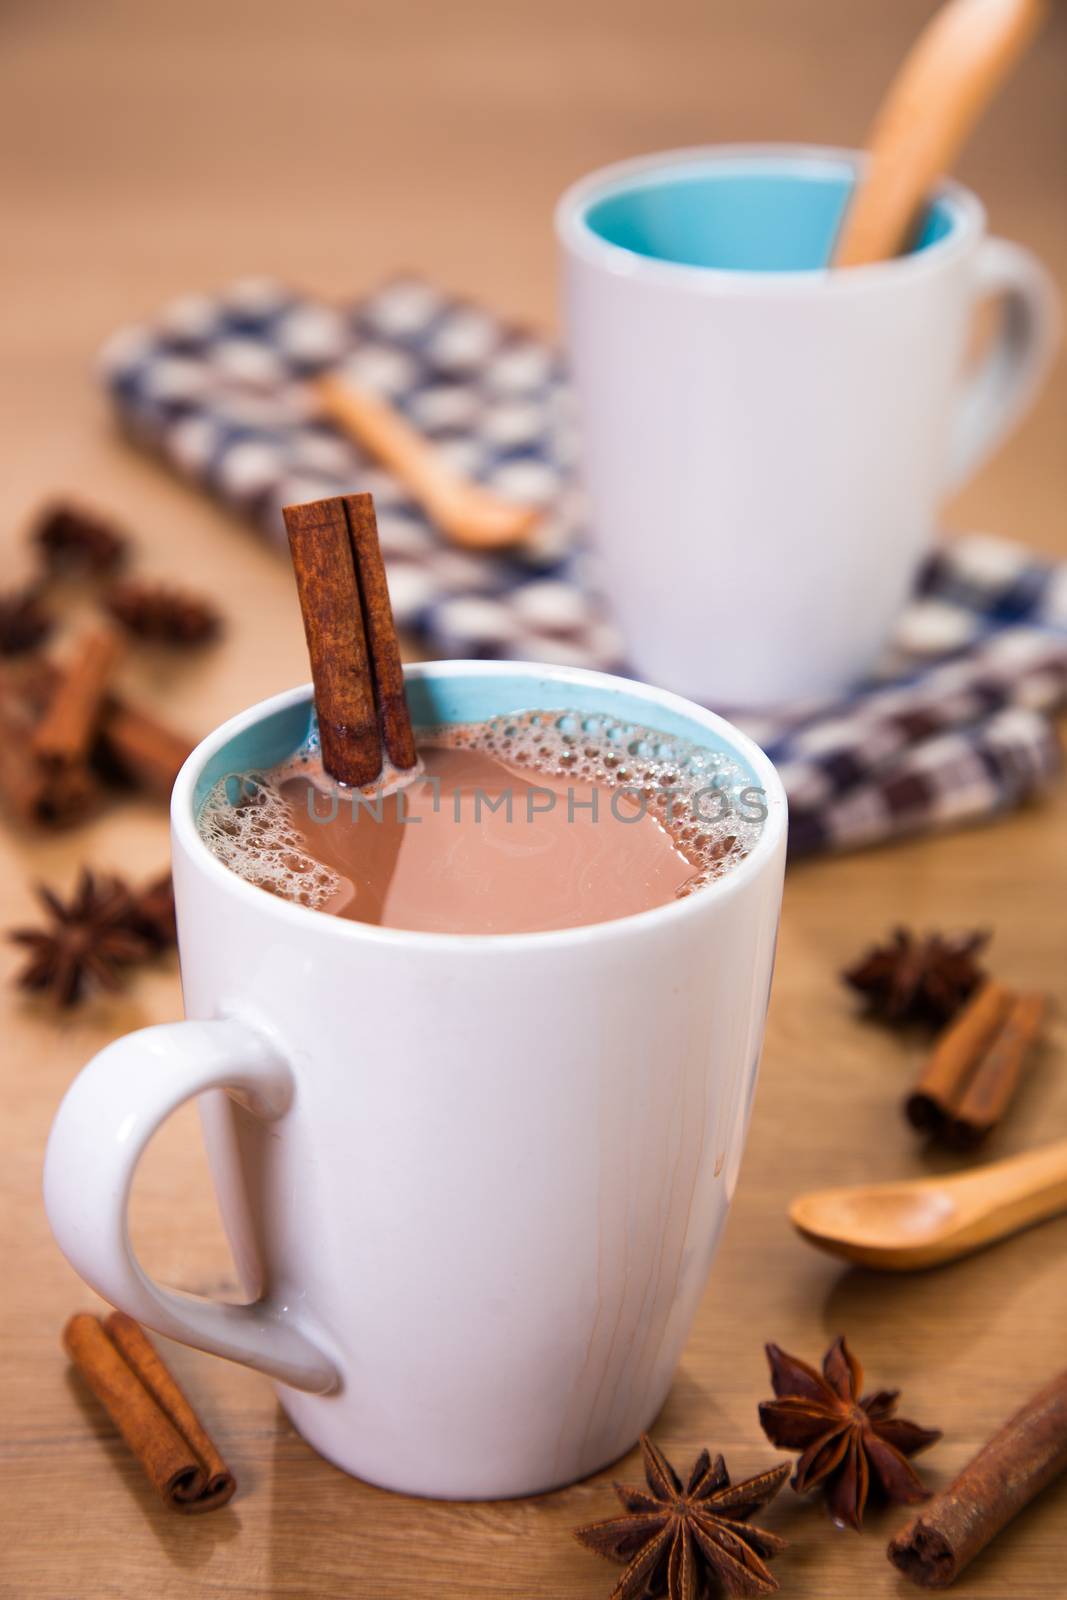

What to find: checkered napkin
left=99, top=277, right=1067, bottom=857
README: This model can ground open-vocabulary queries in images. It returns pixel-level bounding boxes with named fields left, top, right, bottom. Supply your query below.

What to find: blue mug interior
left=192, top=671, right=763, bottom=812
left=583, top=161, right=956, bottom=273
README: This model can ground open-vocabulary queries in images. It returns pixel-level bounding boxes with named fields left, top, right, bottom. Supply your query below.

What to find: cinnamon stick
left=98, top=696, right=195, bottom=797
left=888, top=1366, right=1067, bottom=1588
left=284, top=496, right=379, bottom=786
left=33, top=629, right=121, bottom=775
left=905, top=982, right=1011, bottom=1134
left=342, top=492, right=417, bottom=770
left=64, top=1311, right=235, bottom=1513
left=0, top=651, right=192, bottom=823
left=949, top=991, right=1047, bottom=1146
left=283, top=493, right=416, bottom=787
left=0, top=667, right=98, bottom=826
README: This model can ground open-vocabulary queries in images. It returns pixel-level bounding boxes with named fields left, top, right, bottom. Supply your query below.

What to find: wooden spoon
left=790, top=1136, right=1067, bottom=1270
left=833, top=0, right=1047, bottom=267
left=314, top=373, right=539, bottom=551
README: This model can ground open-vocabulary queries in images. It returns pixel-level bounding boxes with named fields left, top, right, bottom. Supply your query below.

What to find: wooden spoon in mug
left=789, top=1136, right=1067, bottom=1270
left=833, top=0, right=1047, bottom=267
left=313, top=373, right=539, bottom=551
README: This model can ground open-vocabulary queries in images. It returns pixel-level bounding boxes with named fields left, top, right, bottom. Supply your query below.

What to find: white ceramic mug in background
left=557, top=145, right=1060, bottom=707
left=44, top=661, right=786, bottom=1499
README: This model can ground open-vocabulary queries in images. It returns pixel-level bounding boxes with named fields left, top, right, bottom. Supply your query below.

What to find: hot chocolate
left=197, top=708, right=765, bottom=935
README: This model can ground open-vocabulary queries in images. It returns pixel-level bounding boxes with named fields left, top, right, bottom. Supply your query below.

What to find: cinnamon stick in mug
left=283, top=492, right=416, bottom=787
left=341, top=492, right=417, bottom=771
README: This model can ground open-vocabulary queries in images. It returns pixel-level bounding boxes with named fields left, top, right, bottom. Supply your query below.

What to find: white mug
left=557, top=145, right=1060, bottom=707
left=44, top=660, right=786, bottom=1499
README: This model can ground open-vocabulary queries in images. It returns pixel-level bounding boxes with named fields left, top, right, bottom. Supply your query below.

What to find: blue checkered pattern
left=99, top=277, right=1067, bottom=856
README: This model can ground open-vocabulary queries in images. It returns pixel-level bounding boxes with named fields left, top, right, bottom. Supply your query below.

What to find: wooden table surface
left=1, top=3, right=1065, bottom=1596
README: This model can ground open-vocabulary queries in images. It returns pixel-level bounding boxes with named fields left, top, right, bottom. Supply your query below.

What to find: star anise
left=574, top=1433, right=789, bottom=1598
left=34, top=502, right=129, bottom=576
left=0, top=584, right=53, bottom=656
left=758, top=1337, right=941, bottom=1531
left=9, top=869, right=151, bottom=1007
left=843, top=927, right=988, bottom=1027
left=124, top=871, right=177, bottom=951
left=103, top=578, right=223, bottom=646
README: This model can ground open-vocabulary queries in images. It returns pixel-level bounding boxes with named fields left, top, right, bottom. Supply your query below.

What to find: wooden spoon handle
left=834, top=0, right=1047, bottom=267
left=316, top=374, right=465, bottom=516
left=950, top=1134, right=1067, bottom=1242
left=313, top=374, right=536, bottom=551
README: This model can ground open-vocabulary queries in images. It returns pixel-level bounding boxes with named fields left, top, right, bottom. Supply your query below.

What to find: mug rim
left=555, top=142, right=985, bottom=292
left=171, top=660, right=788, bottom=951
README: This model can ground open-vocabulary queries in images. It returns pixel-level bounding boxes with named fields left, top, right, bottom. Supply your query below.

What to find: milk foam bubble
left=198, top=770, right=346, bottom=911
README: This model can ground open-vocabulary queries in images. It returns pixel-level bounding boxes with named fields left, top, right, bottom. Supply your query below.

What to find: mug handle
left=945, top=236, right=1060, bottom=493
left=43, top=1017, right=339, bottom=1395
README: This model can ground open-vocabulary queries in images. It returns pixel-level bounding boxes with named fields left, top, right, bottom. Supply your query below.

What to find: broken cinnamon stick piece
left=283, top=493, right=416, bottom=787
left=888, top=1365, right=1067, bottom=1588
left=32, top=629, right=122, bottom=776
left=64, top=1311, right=235, bottom=1512
left=905, top=981, right=1013, bottom=1134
